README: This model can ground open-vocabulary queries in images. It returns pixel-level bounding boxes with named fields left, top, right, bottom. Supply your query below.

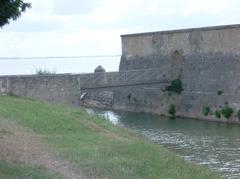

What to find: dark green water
left=86, top=108, right=240, bottom=179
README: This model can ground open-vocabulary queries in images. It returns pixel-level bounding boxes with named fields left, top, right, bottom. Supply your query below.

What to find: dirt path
left=0, top=119, right=89, bottom=179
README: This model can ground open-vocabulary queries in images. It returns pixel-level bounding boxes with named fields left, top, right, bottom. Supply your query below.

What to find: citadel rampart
left=118, top=24, right=240, bottom=121
left=1, top=24, right=240, bottom=122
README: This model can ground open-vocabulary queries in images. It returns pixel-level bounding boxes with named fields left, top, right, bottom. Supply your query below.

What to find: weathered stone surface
left=0, top=74, right=81, bottom=105
left=81, top=90, right=113, bottom=108
left=118, top=24, right=240, bottom=121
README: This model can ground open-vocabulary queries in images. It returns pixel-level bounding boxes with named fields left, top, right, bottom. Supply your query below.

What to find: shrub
left=166, top=79, right=183, bottom=94
left=217, top=90, right=223, bottom=96
left=214, top=110, right=221, bottom=119
left=168, top=104, right=176, bottom=116
left=202, top=106, right=210, bottom=116
left=7, top=92, right=18, bottom=97
left=220, top=105, right=234, bottom=119
left=36, top=69, right=56, bottom=75
left=127, top=93, right=132, bottom=100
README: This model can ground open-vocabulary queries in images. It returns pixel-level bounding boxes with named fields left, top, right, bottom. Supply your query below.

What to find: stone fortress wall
left=118, top=24, right=240, bottom=121
left=1, top=24, right=240, bottom=122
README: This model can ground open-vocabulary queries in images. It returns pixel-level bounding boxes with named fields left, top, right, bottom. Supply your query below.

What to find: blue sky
left=1, top=0, right=240, bottom=57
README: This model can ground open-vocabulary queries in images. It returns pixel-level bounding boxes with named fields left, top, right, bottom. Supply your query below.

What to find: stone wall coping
left=0, top=69, right=164, bottom=78
left=121, top=24, right=240, bottom=37
left=0, top=73, right=74, bottom=78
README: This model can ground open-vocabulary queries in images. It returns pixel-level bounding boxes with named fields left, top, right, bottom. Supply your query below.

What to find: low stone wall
left=0, top=74, right=81, bottom=105
left=1, top=68, right=240, bottom=123
left=0, top=68, right=171, bottom=107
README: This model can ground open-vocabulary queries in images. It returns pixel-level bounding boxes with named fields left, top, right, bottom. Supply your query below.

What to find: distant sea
left=0, top=56, right=121, bottom=75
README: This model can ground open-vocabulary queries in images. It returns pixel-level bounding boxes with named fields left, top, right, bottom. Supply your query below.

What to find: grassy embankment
left=0, top=160, right=61, bottom=179
left=0, top=96, right=221, bottom=179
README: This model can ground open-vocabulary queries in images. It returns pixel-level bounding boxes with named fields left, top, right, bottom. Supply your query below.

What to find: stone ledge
left=121, top=23, right=240, bottom=37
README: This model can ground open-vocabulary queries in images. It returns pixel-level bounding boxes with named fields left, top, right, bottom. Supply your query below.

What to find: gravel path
left=0, top=119, right=88, bottom=179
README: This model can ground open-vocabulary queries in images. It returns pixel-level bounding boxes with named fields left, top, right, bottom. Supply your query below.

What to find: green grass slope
left=0, top=96, right=221, bottom=179
left=0, top=160, right=62, bottom=179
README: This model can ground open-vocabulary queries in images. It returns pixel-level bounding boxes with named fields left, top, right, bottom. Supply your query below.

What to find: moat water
left=86, top=108, right=240, bottom=179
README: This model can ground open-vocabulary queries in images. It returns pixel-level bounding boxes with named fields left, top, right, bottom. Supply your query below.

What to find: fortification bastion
left=1, top=24, right=240, bottom=123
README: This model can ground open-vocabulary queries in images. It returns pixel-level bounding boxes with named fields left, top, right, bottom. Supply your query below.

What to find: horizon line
left=0, top=55, right=121, bottom=60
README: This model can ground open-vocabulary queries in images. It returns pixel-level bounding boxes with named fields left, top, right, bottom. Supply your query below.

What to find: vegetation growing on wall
left=168, top=104, right=176, bottom=117
left=35, top=69, right=56, bottom=75
left=217, top=90, right=223, bottom=96
left=166, top=79, right=183, bottom=94
left=202, top=106, right=210, bottom=116
left=127, top=93, right=132, bottom=100
left=214, top=110, right=221, bottom=119
left=201, top=103, right=240, bottom=121
left=7, top=92, right=18, bottom=97
left=221, top=105, right=234, bottom=119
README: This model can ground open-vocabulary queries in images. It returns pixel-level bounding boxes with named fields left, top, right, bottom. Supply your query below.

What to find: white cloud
left=27, top=0, right=54, bottom=16
left=147, top=0, right=183, bottom=15
left=0, top=28, right=127, bottom=57
left=180, top=0, right=240, bottom=17
left=90, top=0, right=132, bottom=23
left=2, top=0, right=240, bottom=58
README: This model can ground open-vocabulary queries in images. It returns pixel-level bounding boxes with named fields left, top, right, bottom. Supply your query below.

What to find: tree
left=0, top=0, right=31, bottom=28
